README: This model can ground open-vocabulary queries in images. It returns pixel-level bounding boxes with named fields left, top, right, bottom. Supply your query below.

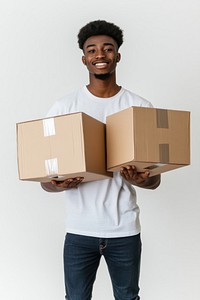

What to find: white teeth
left=95, top=63, right=107, bottom=66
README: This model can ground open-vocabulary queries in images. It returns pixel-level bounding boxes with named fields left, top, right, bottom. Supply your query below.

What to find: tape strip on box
left=43, top=118, right=55, bottom=137
left=156, top=109, right=169, bottom=128
left=159, top=144, right=169, bottom=163
left=156, top=109, right=170, bottom=163
left=45, top=158, right=58, bottom=176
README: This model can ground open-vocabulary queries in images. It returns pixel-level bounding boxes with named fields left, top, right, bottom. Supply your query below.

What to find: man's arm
left=41, top=177, right=84, bottom=192
left=120, top=165, right=161, bottom=190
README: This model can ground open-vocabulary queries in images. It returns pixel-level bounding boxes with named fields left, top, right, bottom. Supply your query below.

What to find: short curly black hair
left=78, top=20, right=123, bottom=50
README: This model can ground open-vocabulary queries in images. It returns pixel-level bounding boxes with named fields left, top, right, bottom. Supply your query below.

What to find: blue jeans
left=63, top=233, right=141, bottom=300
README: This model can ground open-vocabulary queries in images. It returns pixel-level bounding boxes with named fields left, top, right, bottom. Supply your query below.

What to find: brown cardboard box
left=17, top=112, right=112, bottom=182
left=106, top=106, right=190, bottom=176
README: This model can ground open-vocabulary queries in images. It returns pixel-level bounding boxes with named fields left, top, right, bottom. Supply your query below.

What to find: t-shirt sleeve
left=45, top=101, right=65, bottom=118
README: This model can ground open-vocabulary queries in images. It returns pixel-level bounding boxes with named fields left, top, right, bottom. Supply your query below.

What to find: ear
left=82, top=56, right=86, bottom=65
left=116, top=53, right=121, bottom=63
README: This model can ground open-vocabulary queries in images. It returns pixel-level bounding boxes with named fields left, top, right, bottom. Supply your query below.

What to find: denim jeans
left=63, top=233, right=141, bottom=300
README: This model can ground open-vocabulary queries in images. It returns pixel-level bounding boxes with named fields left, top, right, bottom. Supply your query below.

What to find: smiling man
left=41, top=20, right=161, bottom=300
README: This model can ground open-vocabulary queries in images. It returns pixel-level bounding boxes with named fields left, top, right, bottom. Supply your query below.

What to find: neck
left=87, top=72, right=121, bottom=98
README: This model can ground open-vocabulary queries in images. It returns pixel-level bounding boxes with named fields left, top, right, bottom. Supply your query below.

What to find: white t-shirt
left=47, top=86, right=153, bottom=238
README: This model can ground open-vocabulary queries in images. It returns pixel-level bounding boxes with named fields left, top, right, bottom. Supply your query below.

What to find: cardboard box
left=106, top=106, right=190, bottom=176
left=17, top=112, right=112, bottom=182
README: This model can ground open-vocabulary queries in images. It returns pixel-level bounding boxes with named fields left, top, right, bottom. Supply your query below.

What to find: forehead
left=83, top=35, right=118, bottom=49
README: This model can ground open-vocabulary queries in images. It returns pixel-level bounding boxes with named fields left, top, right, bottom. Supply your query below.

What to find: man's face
left=82, top=35, right=121, bottom=77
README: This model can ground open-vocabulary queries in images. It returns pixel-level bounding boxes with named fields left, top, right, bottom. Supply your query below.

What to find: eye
left=104, top=48, right=113, bottom=52
left=87, top=49, right=95, bottom=54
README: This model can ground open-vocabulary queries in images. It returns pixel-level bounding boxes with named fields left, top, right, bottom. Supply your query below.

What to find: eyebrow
left=86, top=42, right=115, bottom=49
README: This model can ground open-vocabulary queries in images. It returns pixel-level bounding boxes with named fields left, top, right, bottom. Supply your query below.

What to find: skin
left=82, top=35, right=121, bottom=98
left=41, top=35, right=160, bottom=192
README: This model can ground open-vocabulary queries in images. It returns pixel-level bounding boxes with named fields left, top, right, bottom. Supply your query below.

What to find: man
left=41, top=20, right=161, bottom=300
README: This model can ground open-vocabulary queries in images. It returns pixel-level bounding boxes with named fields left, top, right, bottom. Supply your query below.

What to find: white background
left=1, top=0, right=200, bottom=299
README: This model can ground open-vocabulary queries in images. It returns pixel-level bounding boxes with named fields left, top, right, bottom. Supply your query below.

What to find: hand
left=51, top=177, right=84, bottom=190
left=120, top=165, right=150, bottom=186
left=120, top=165, right=161, bottom=189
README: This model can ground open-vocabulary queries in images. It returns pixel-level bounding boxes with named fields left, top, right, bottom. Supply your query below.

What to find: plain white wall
left=1, top=0, right=200, bottom=299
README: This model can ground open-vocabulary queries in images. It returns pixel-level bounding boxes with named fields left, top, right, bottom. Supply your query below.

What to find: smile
left=93, top=62, right=108, bottom=69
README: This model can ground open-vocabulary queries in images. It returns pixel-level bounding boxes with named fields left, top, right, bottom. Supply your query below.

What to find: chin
left=94, top=73, right=111, bottom=80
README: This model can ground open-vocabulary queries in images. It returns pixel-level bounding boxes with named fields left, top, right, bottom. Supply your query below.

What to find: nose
left=95, top=49, right=106, bottom=59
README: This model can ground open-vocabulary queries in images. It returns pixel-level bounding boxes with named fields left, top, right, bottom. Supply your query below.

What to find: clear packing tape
left=43, top=118, right=58, bottom=177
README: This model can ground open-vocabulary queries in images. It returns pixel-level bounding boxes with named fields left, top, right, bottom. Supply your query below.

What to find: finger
left=51, top=180, right=66, bottom=187
left=138, top=171, right=150, bottom=180
left=65, top=177, right=84, bottom=189
left=64, top=178, right=75, bottom=188
left=120, top=165, right=137, bottom=180
left=71, top=178, right=83, bottom=188
left=120, top=167, right=129, bottom=180
left=54, top=178, right=72, bottom=188
left=76, top=177, right=84, bottom=182
left=126, top=165, right=137, bottom=178
left=51, top=180, right=57, bottom=185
